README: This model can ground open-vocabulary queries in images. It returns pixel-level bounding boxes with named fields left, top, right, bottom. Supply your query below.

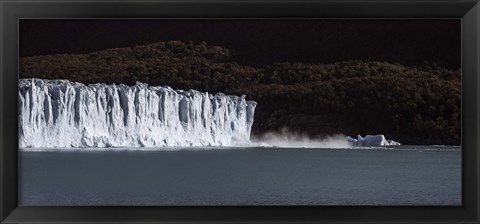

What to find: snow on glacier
left=19, top=79, right=257, bottom=148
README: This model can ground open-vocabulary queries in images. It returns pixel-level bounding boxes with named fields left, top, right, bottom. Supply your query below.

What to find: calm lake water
left=19, top=146, right=461, bottom=205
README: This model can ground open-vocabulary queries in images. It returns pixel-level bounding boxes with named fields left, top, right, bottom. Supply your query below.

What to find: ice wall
left=19, top=79, right=257, bottom=148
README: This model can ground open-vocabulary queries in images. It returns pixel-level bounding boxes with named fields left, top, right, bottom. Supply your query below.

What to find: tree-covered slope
left=20, top=41, right=461, bottom=145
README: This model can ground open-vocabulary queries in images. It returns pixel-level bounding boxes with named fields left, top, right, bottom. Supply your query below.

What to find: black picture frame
left=1, top=0, right=479, bottom=223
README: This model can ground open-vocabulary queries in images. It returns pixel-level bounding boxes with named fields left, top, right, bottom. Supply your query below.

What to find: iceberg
left=19, top=79, right=257, bottom=148
left=346, top=135, right=401, bottom=146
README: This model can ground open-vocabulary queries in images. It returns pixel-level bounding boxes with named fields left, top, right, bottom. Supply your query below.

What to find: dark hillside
left=20, top=41, right=461, bottom=145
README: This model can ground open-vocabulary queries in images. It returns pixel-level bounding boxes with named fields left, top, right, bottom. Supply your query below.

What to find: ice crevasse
left=19, top=79, right=257, bottom=148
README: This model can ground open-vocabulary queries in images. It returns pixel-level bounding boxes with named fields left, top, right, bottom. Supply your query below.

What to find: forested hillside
left=20, top=41, right=461, bottom=145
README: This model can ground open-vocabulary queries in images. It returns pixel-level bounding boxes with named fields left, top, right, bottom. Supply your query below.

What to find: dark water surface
left=19, top=146, right=461, bottom=205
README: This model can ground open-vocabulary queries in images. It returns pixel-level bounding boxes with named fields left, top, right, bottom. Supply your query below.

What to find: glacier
left=346, top=135, right=401, bottom=146
left=19, top=79, right=257, bottom=148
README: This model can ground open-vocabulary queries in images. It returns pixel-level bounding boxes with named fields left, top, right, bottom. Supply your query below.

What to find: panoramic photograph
left=19, top=19, right=461, bottom=205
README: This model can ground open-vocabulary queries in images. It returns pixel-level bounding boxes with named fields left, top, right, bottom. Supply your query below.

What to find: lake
left=19, top=146, right=461, bottom=205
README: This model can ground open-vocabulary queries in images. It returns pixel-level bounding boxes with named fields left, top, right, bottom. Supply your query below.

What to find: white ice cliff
left=19, top=79, right=257, bottom=148
left=346, top=135, right=401, bottom=146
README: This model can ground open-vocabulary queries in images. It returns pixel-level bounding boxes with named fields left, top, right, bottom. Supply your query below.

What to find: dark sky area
left=20, top=19, right=461, bottom=69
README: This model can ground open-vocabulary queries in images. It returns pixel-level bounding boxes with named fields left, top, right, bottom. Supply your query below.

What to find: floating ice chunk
left=347, top=135, right=401, bottom=146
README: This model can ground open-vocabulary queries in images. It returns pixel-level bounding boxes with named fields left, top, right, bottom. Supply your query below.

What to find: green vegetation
left=20, top=41, right=461, bottom=145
